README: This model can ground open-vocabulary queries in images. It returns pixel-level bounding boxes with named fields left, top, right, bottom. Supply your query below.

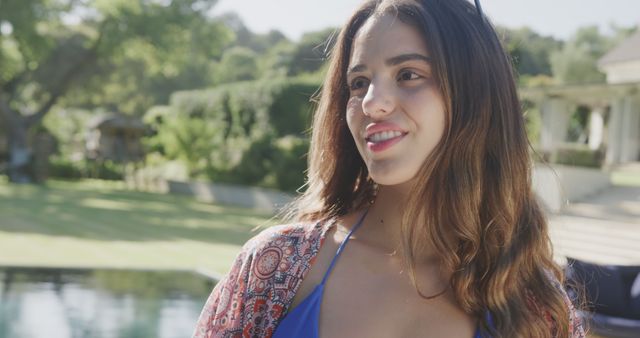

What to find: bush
left=272, top=136, right=309, bottom=192
left=522, top=100, right=542, bottom=146
left=553, top=146, right=604, bottom=168
left=146, top=78, right=318, bottom=189
left=222, top=135, right=309, bottom=192
left=49, top=157, right=84, bottom=180
left=49, top=157, right=124, bottom=180
left=167, top=78, right=319, bottom=139
left=86, top=160, right=125, bottom=181
left=269, top=81, right=318, bottom=136
left=227, top=134, right=277, bottom=186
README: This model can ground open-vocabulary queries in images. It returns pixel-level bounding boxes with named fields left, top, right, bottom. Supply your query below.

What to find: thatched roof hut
left=85, top=113, right=146, bottom=162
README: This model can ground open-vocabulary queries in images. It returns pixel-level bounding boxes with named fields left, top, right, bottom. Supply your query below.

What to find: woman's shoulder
left=232, top=217, right=338, bottom=283
left=192, top=218, right=337, bottom=337
left=241, top=218, right=336, bottom=257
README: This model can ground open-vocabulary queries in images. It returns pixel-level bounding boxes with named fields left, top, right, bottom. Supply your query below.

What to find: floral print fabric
left=193, top=219, right=586, bottom=338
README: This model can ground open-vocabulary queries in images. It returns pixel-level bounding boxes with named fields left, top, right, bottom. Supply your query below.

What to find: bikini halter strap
left=320, top=209, right=369, bottom=285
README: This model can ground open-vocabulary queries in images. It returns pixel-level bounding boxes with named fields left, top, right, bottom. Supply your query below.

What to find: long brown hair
left=289, top=0, right=572, bottom=336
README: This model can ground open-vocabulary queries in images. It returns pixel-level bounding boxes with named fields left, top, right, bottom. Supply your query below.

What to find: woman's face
left=346, top=14, right=446, bottom=187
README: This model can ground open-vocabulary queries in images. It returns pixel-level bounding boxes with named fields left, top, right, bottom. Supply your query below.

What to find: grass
left=0, top=177, right=275, bottom=276
left=611, top=170, right=640, bottom=187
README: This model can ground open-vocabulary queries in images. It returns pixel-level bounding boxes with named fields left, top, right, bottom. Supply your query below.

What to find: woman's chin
left=370, top=174, right=414, bottom=188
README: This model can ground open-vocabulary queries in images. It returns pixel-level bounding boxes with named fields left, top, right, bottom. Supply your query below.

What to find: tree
left=0, top=0, right=230, bottom=183
left=548, top=25, right=633, bottom=85
left=286, top=28, right=337, bottom=76
left=217, top=12, right=288, bottom=54
left=499, top=26, right=562, bottom=78
left=257, top=40, right=296, bottom=79
left=213, top=46, right=259, bottom=84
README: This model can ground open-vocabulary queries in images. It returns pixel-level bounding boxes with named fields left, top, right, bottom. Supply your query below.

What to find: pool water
left=0, top=267, right=215, bottom=338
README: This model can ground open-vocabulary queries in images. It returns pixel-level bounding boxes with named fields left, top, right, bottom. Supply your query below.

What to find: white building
left=599, top=30, right=640, bottom=84
left=521, top=30, right=640, bottom=167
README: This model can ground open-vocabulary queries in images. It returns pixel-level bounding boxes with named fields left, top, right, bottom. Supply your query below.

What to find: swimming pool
left=0, top=267, right=215, bottom=338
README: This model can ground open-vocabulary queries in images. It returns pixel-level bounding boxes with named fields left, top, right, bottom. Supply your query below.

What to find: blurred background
left=0, top=0, right=638, bottom=337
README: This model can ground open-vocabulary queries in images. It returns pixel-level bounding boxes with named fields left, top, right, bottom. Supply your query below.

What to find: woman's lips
left=367, top=133, right=406, bottom=152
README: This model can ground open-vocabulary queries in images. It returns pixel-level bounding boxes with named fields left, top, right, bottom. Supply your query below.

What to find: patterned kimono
left=192, top=219, right=586, bottom=338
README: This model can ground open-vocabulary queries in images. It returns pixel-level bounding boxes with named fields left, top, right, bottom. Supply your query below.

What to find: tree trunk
left=5, top=110, right=33, bottom=183
left=0, top=97, right=37, bottom=183
left=0, top=26, right=102, bottom=183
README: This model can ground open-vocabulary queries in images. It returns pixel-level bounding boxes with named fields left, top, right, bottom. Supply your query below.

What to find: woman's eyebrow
left=347, top=64, right=367, bottom=75
left=386, top=53, right=432, bottom=66
left=347, top=53, right=432, bottom=75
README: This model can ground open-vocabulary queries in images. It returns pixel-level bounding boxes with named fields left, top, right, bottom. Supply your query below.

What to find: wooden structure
left=85, top=114, right=146, bottom=163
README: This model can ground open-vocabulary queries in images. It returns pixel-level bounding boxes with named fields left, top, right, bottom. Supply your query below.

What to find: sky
left=210, top=0, right=640, bottom=41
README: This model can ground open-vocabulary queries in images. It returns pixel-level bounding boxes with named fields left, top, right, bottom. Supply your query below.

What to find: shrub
left=49, top=157, right=124, bottom=180
left=272, top=136, right=309, bottom=192
left=553, top=146, right=604, bottom=168
left=227, top=134, right=277, bottom=186
left=268, top=81, right=318, bottom=136
left=145, top=78, right=319, bottom=190
left=86, top=160, right=125, bottom=181
left=223, top=135, right=309, bottom=192
left=49, top=157, right=84, bottom=180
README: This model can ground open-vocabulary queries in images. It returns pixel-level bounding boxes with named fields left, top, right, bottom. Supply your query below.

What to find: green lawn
left=611, top=170, right=640, bottom=187
left=0, top=177, right=274, bottom=276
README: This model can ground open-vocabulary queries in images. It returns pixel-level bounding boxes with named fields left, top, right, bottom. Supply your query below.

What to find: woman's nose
left=362, top=80, right=395, bottom=118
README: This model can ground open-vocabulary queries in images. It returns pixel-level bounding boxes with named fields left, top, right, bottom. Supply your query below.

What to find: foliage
left=1, top=0, right=232, bottom=114
left=217, top=12, right=288, bottom=54
left=49, top=156, right=124, bottom=180
left=92, top=270, right=213, bottom=298
left=522, top=100, right=542, bottom=146
left=213, top=46, right=259, bottom=84
left=228, top=134, right=309, bottom=192
left=549, top=25, right=635, bottom=85
left=211, top=18, right=335, bottom=81
left=215, top=12, right=294, bottom=81
left=499, top=26, right=562, bottom=78
left=500, top=24, right=636, bottom=86
left=267, top=80, right=319, bottom=135
left=258, top=40, right=296, bottom=79
left=271, top=136, right=309, bottom=192
left=48, top=156, right=84, bottom=179
left=0, top=0, right=233, bottom=182
left=286, top=28, right=337, bottom=76
left=230, top=133, right=278, bottom=186
left=519, top=74, right=555, bottom=88
left=553, top=146, right=604, bottom=168
left=43, top=107, right=94, bottom=158
left=566, top=106, right=591, bottom=143
left=146, top=78, right=318, bottom=191
left=4, top=0, right=635, bottom=185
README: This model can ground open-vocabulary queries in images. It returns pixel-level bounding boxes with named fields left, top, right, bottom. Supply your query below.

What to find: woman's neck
left=357, top=182, right=439, bottom=261
left=359, top=184, right=406, bottom=252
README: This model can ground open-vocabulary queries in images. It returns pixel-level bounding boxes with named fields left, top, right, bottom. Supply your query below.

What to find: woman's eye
left=397, top=70, right=421, bottom=82
left=349, top=77, right=370, bottom=91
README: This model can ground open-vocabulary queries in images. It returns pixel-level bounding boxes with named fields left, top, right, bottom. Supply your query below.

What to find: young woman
left=193, top=0, right=586, bottom=337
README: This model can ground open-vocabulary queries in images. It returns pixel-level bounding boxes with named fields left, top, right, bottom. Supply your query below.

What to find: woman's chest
left=315, top=254, right=477, bottom=338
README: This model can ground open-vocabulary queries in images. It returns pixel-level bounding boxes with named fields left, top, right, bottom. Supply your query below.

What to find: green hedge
left=168, top=78, right=319, bottom=138
left=553, top=147, right=604, bottom=168
left=145, top=78, right=319, bottom=192
left=49, top=157, right=125, bottom=181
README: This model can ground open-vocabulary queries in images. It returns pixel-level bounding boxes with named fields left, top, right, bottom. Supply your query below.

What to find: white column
left=606, top=95, right=640, bottom=165
left=540, top=97, right=571, bottom=155
left=588, top=107, right=605, bottom=150
left=621, top=96, right=640, bottom=162
left=605, top=99, right=624, bottom=165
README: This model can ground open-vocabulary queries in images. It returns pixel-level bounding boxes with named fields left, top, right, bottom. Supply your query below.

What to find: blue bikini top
left=272, top=210, right=488, bottom=338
